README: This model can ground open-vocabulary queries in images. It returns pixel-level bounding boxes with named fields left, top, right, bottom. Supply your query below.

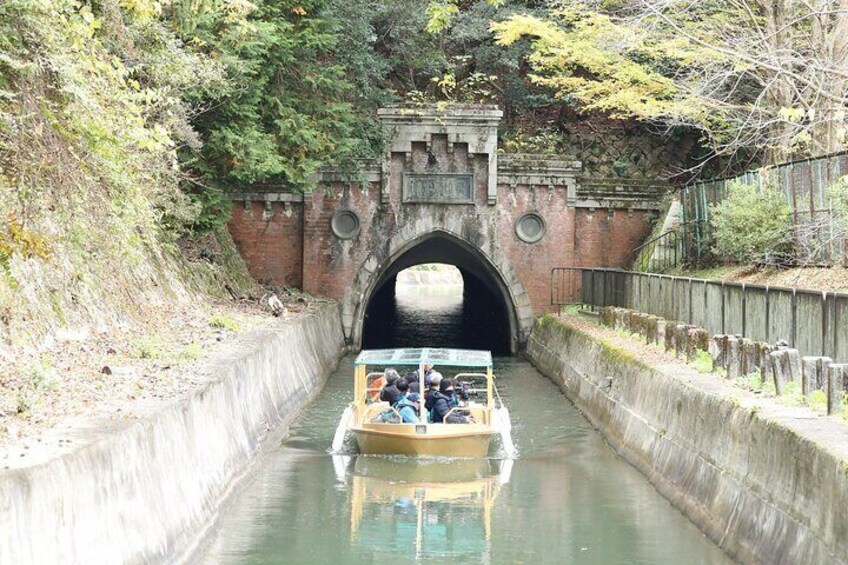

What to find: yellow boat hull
left=353, top=423, right=494, bottom=457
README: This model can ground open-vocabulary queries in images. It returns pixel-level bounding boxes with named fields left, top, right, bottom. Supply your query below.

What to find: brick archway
left=344, top=228, right=533, bottom=354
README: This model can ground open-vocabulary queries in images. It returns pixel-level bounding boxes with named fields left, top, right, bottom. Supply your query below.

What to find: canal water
left=199, top=285, right=730, bottom=564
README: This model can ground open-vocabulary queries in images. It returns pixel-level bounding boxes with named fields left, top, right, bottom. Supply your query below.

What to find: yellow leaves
left=778, top=107, right=812, bottom=123
left=426, top=2, right=459, bottom=34
left=119, top=0, right=162, bottom=22
left=291, top=6, right=308, bottom=16
left=491, top=15, right=557, bottom=46
left=0, top=214, right=51, bottom=268
left=492, top=10, right=679, bottom=122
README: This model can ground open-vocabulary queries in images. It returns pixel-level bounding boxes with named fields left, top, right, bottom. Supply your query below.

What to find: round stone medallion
left=515, top=212, right=546, bottom=244
left=331, top=210, right=360, bottom=239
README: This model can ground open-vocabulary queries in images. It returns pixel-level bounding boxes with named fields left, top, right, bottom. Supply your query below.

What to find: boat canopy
left=354, top=348, right=492, bottom=368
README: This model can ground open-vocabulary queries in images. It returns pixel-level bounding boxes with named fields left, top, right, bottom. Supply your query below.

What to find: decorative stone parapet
left=377, top=105, right=502, bottom=204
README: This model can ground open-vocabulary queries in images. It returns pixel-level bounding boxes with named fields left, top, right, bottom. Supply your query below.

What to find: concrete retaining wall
left=0, top=302, right=345, bottom=564
left=527, top=315, right=848, bottom=565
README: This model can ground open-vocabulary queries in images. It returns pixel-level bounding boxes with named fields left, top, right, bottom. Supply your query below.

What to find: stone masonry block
left=710, top=335, right=728, bottom=369
left=827, top=364, right=847, bottom=415
left=664, top=322, right=679, bottom=352
left=645, top=315, right=659, bottom=344
left=687, top=328, right=709, bottom=362
left=655, top=319, right=667, bottom=347
left=770, top=349, right=801, bottom=395
left=674, top=324, right=689, bottom=359
left=740, top=339, right=757, bottom=376
left=726, top=336, right=742, bottom=379
left=756, top=342, right=773, bottom=386
left=600, top=306, right=615, bottom=328
left=802, top=356, right=832, bottom=395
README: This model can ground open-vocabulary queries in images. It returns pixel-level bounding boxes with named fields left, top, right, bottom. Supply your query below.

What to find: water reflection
left=337, top=457, right=512, bottom=563
left=200, top=357, right=731, bottom=564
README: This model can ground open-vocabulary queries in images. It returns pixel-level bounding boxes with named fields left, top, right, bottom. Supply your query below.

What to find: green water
left=199, top=356, right=730, bottom=564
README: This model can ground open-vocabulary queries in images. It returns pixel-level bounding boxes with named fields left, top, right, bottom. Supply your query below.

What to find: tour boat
left=331, top=347, right=515, bottom=458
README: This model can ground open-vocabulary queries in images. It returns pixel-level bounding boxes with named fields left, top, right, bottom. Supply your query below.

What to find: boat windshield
left=354, top=348, right=492, bottom=369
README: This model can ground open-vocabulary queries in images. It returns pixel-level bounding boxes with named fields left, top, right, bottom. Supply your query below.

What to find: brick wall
left=228, top=201, right=303, bottom=288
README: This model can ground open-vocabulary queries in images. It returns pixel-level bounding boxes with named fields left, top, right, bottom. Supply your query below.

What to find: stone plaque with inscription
left=402, top=173, right=474, bottom=204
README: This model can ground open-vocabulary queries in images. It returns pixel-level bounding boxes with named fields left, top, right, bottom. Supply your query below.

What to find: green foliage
left=137, top=337, right=165, bottom=360
left=762, top=376, right=777, bottom=396
left=174, top=0, right=375, bottom=198
left=209, top=313, right=238, bottom=331
left=692, top=350, right=713, bottom=374
left=179, top=340, right=202, bottom=361
left=0, top=213, right=50, bottom=272
left=809, top=389, right=828, bottom=413
left=501, top=126, right=563, bottom=154
left=829, top=176, right=848, bottom=231
left=842, top=392, right=848, bottom=421
left=778, top=380, right=804, bottom=406
left=709, top=182, right=794, bottom=265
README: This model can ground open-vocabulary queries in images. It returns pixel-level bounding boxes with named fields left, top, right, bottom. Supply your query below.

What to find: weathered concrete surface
left=0, top=302, right=345, bottom=564
left=527, top=315, right=848, bottom=565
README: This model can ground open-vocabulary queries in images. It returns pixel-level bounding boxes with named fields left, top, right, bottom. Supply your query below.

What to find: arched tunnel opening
left=360, top=235, right=514, bottom=355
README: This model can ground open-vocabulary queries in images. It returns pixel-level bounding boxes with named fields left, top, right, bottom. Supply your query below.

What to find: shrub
left=209, top=313, right=238, bottom=332
left=709, top=181, right=794, bottom=265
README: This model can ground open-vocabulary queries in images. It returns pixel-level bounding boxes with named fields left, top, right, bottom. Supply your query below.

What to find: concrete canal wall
left=527, top=315, right=848, bottom=565
left=0, top=302, right=345, bottom=564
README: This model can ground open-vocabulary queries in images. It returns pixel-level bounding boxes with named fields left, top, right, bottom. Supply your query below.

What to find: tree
left=492, top=1, right=848, bottom=165
left=170, top=0, right=363, bottom=198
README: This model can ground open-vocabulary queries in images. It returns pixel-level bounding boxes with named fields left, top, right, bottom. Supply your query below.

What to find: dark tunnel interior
left=360, top=236, right=513, bottom=355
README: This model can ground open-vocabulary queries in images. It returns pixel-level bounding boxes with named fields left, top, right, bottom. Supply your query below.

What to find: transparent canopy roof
left=354, top=348, right=492, bottom=368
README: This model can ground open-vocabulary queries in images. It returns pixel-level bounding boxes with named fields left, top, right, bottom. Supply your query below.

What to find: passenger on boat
left=379, top=370, right=401, bottom=405
left=422, top=374, right=442, bottom=422
left=432, top=379, right=475, bottom=424
left=369, top=368, right=396, bottom=401
left=405, top=371, right=421, bottom=394
left=425, top=378, right=456, bottom=423
left=413, top=364, right=434, bottom=386
left=425, top=373, right=442, bottom=397
left=393, top=379, right=420, bottom=423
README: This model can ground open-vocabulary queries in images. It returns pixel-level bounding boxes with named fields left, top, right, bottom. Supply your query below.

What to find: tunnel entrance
left=360, top=235, right=515, bottom=355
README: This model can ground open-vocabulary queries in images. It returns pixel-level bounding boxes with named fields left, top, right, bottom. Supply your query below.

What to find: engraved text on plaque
left=402, top=173, right=474, bottom=204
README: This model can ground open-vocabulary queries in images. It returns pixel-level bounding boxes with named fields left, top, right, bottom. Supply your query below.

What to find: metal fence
left=551, top=267, right=848, bottom=364
left=681, top=151, right=848, bottom=266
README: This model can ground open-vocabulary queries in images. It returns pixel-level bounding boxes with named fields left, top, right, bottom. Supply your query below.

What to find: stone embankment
left=528, top=313, right=848, bottom=564
left=0, top=301, right=344, bottom=564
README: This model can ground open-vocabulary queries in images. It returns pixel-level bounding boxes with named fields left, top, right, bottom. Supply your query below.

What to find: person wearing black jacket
left=425, top=378, right=459, bottom=423
left=380, top=371, right=401, bottom=405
